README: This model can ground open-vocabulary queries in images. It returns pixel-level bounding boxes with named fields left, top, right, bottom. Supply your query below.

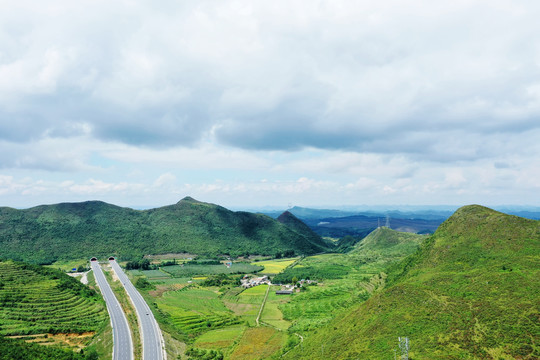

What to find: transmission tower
left=385, top=214, right=390, bottom=228
left=398, top=337, right=409, bottom=360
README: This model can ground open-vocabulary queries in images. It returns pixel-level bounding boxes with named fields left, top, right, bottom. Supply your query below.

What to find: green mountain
left=277, top=211, right=330, bottom=250
left=284, top=205, right=540, bottom=359
left=0, top=197, right=328, bottom=264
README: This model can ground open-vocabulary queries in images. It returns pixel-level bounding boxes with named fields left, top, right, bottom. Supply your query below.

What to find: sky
left=0, top=0, right=539, bottom=210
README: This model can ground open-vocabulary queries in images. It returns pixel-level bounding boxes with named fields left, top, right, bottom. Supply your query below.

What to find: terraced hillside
left=284, top=206, right=540, bottom=359
left=0, top=197, right=329, bottom=264
left=0, top=260, right=108, bottom=336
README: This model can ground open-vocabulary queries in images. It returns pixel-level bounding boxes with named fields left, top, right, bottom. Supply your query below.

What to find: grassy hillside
left=0, top=336, right=86, bottom=360
left=353, top=226, right=426, bottom=256
left=284, top=205, right=540, bottom=359
left=0, top=197, right=328, bottom=264
left=0, top=260, right=108, bottom=336
left=0, top=260, right=108, bottom=359
left=272, top=229, right=426, bottom=336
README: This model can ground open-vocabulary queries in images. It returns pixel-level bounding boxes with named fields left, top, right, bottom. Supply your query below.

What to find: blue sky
left=1, top=0, right=539, bottom=209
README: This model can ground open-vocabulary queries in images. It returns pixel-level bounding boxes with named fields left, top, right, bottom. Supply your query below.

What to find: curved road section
left=90, top=260, right=133, bottom=360
left=110, top=259, right=166, bottom=360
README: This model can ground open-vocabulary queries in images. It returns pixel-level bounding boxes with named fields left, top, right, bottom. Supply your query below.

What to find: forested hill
left=276, top=211, right=330, bottom=250
left=0, top=197, right=329, bottom=264
left=285, top=205, right=540, bottom=359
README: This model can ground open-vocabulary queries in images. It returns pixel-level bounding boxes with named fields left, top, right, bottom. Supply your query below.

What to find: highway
left=110, top=259, right=166, bottom=360
left=90, top=260, right=133, bottom=360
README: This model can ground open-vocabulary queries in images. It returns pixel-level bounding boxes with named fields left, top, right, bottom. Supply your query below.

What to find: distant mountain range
left=0, top=197, right=329, bottom=264
left=260, top=205, right=540, bottom=221
left=285, top=205, right=540, bottom=359
left=262, top=205, right=540, bottom=238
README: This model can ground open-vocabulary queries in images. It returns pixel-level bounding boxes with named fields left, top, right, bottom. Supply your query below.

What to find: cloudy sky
left=0, top=0, right=539, bottom=209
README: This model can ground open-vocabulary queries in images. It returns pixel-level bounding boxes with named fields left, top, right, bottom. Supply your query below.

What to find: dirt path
left=255, top=284, right=271, bottom=326
left=280, top=333, right=304, bottom=358
left=67, top=270, right=90, bottom=285
left=80, top=270, right=89, bottom=285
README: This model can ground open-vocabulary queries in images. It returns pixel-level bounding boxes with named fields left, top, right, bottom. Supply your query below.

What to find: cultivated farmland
left=161, top=263, right=263, bottom=277
left=251, top=258, right=298, bottom=274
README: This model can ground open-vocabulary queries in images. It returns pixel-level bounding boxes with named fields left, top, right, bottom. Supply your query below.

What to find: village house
left=241, top=275, right=270, bottom=288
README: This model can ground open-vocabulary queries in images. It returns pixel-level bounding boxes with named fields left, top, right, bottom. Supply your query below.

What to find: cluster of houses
left=240, top=274, right=318, bottom=295
left=241, top=275, right=271, bottom=288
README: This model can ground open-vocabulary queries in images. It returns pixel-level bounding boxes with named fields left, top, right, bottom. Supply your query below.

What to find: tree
left=140, top=259, right=151, bottom=270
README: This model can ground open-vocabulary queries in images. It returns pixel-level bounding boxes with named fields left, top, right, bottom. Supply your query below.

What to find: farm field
left=153, top=287, right=241, bottom=338
left=161, top=263, right=263, bottom=277
left=128, top=268, right=172, bottom=280
left=222, top=285, right=268, bottom=326
left=132, top=255, right=380, bottom=359
left=252, top=257, right=298, bottom=274
left=229, top=326, right=286, bottom=360
left=260, top=288, right=292, bottom=330
left=193, top=325, right=245, bottom=350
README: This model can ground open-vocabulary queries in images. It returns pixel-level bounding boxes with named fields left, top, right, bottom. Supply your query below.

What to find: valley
left=0, top=201, right=538, bottom=359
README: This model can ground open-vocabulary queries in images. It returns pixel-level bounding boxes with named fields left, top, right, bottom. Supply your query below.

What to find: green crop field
left=161, top=263, right=263, bottom=278
left=221, top=285, right=268, bottom=326
left=154, top=287, right=241, bottom=338
left=251, top=258, right=298, bottom=274
left=193, top=325, right=245, bottom=350
left=128, top=269, right=171, bottom=279
left=149, top=277, right=192, bottom=285
left=260, top=288, right=291, bottom=330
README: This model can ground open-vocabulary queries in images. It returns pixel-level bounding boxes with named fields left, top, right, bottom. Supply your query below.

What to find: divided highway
left=110, top=259, right=166, bottom=360
left=90, top=260, right=133, bottom=360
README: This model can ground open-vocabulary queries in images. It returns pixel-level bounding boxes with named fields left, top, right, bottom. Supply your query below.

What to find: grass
left=251, top=258, right=298, bottom=274
left=85, top=321, right=113, bottom=360
left=47, top=259, right=91, bottom=272
left=274, top=229, right=425, bottom=335
left=229, top=326, right=285, bottom=360
left=193, top=325, right=245, bottom=350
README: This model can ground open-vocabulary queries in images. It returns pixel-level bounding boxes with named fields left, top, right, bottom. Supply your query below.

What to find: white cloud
left=0, top=0, right=538, bottom=207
